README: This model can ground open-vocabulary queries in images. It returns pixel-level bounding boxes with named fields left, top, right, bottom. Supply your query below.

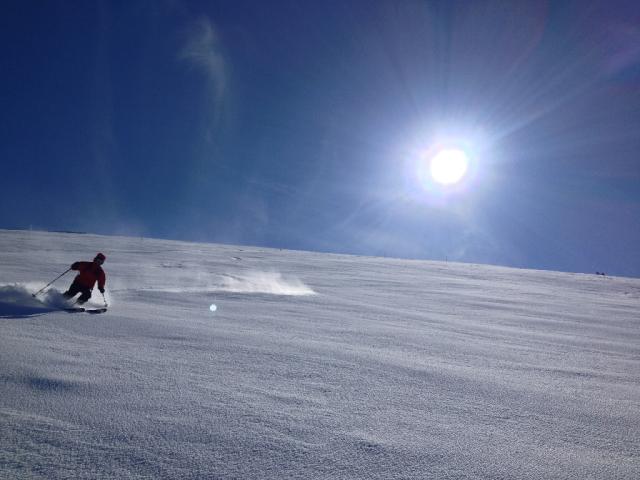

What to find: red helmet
left=95, top=253, right=106, bottom=262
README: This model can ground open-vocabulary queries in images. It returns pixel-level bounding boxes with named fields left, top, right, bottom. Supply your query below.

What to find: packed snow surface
left=1, top=229, right=639, bottom=479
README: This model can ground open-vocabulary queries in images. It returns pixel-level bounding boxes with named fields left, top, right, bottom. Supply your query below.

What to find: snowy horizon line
left=1, top=227, right=630, bottom=280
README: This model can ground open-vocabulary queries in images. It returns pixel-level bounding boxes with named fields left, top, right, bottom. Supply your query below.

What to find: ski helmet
left=95, top=253, right=106, bottom=262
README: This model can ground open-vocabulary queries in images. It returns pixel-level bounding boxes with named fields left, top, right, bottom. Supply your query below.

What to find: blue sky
left=1, top=0, right=639, bottom=277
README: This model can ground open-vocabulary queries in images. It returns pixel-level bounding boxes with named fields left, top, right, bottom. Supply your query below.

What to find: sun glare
left=429, top=148, right=469, bottom=185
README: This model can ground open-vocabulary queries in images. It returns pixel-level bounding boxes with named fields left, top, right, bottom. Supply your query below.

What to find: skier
left=63, top=253, right=107, bottom=304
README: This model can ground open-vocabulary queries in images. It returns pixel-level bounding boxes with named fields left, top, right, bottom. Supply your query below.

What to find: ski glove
left=99, top=287, right=105, bottom=294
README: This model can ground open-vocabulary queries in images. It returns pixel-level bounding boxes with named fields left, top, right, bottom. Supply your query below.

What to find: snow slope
left=1, top=229, right=638, bottom=479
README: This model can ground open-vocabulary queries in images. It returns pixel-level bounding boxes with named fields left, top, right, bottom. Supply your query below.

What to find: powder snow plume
left=0, top=284, right=70, bottom=316
left=219, top=271, right=316, bottom=296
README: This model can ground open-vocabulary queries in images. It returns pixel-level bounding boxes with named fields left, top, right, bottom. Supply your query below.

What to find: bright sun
left=429, top=148, right=469, bottom=185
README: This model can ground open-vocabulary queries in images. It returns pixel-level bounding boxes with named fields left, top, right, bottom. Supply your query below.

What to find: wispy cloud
left=179, top=16, right=226, bottom=114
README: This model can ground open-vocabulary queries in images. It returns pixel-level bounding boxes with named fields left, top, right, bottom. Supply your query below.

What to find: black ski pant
left=64, top=281, right=92, bottom=304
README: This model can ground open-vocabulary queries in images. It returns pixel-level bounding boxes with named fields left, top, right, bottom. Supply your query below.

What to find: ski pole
left=32, top=268, right=71, bottom=297
left=101, top=291, right=108, bottom=307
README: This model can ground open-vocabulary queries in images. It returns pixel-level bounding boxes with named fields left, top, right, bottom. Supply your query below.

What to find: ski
left=86, top=308, right=107, bottom=314
left=63, top=307, right=108, bottom=314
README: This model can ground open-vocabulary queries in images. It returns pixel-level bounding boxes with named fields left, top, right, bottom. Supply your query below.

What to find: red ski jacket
left=71, top=261, right=106, bottom=290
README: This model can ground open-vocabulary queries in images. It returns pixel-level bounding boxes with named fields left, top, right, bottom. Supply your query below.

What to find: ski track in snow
left=0, top=229, right=639, bottom=479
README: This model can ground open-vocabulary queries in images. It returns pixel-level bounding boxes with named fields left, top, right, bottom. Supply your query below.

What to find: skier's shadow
left=0, top=302, right=55, bottom=319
